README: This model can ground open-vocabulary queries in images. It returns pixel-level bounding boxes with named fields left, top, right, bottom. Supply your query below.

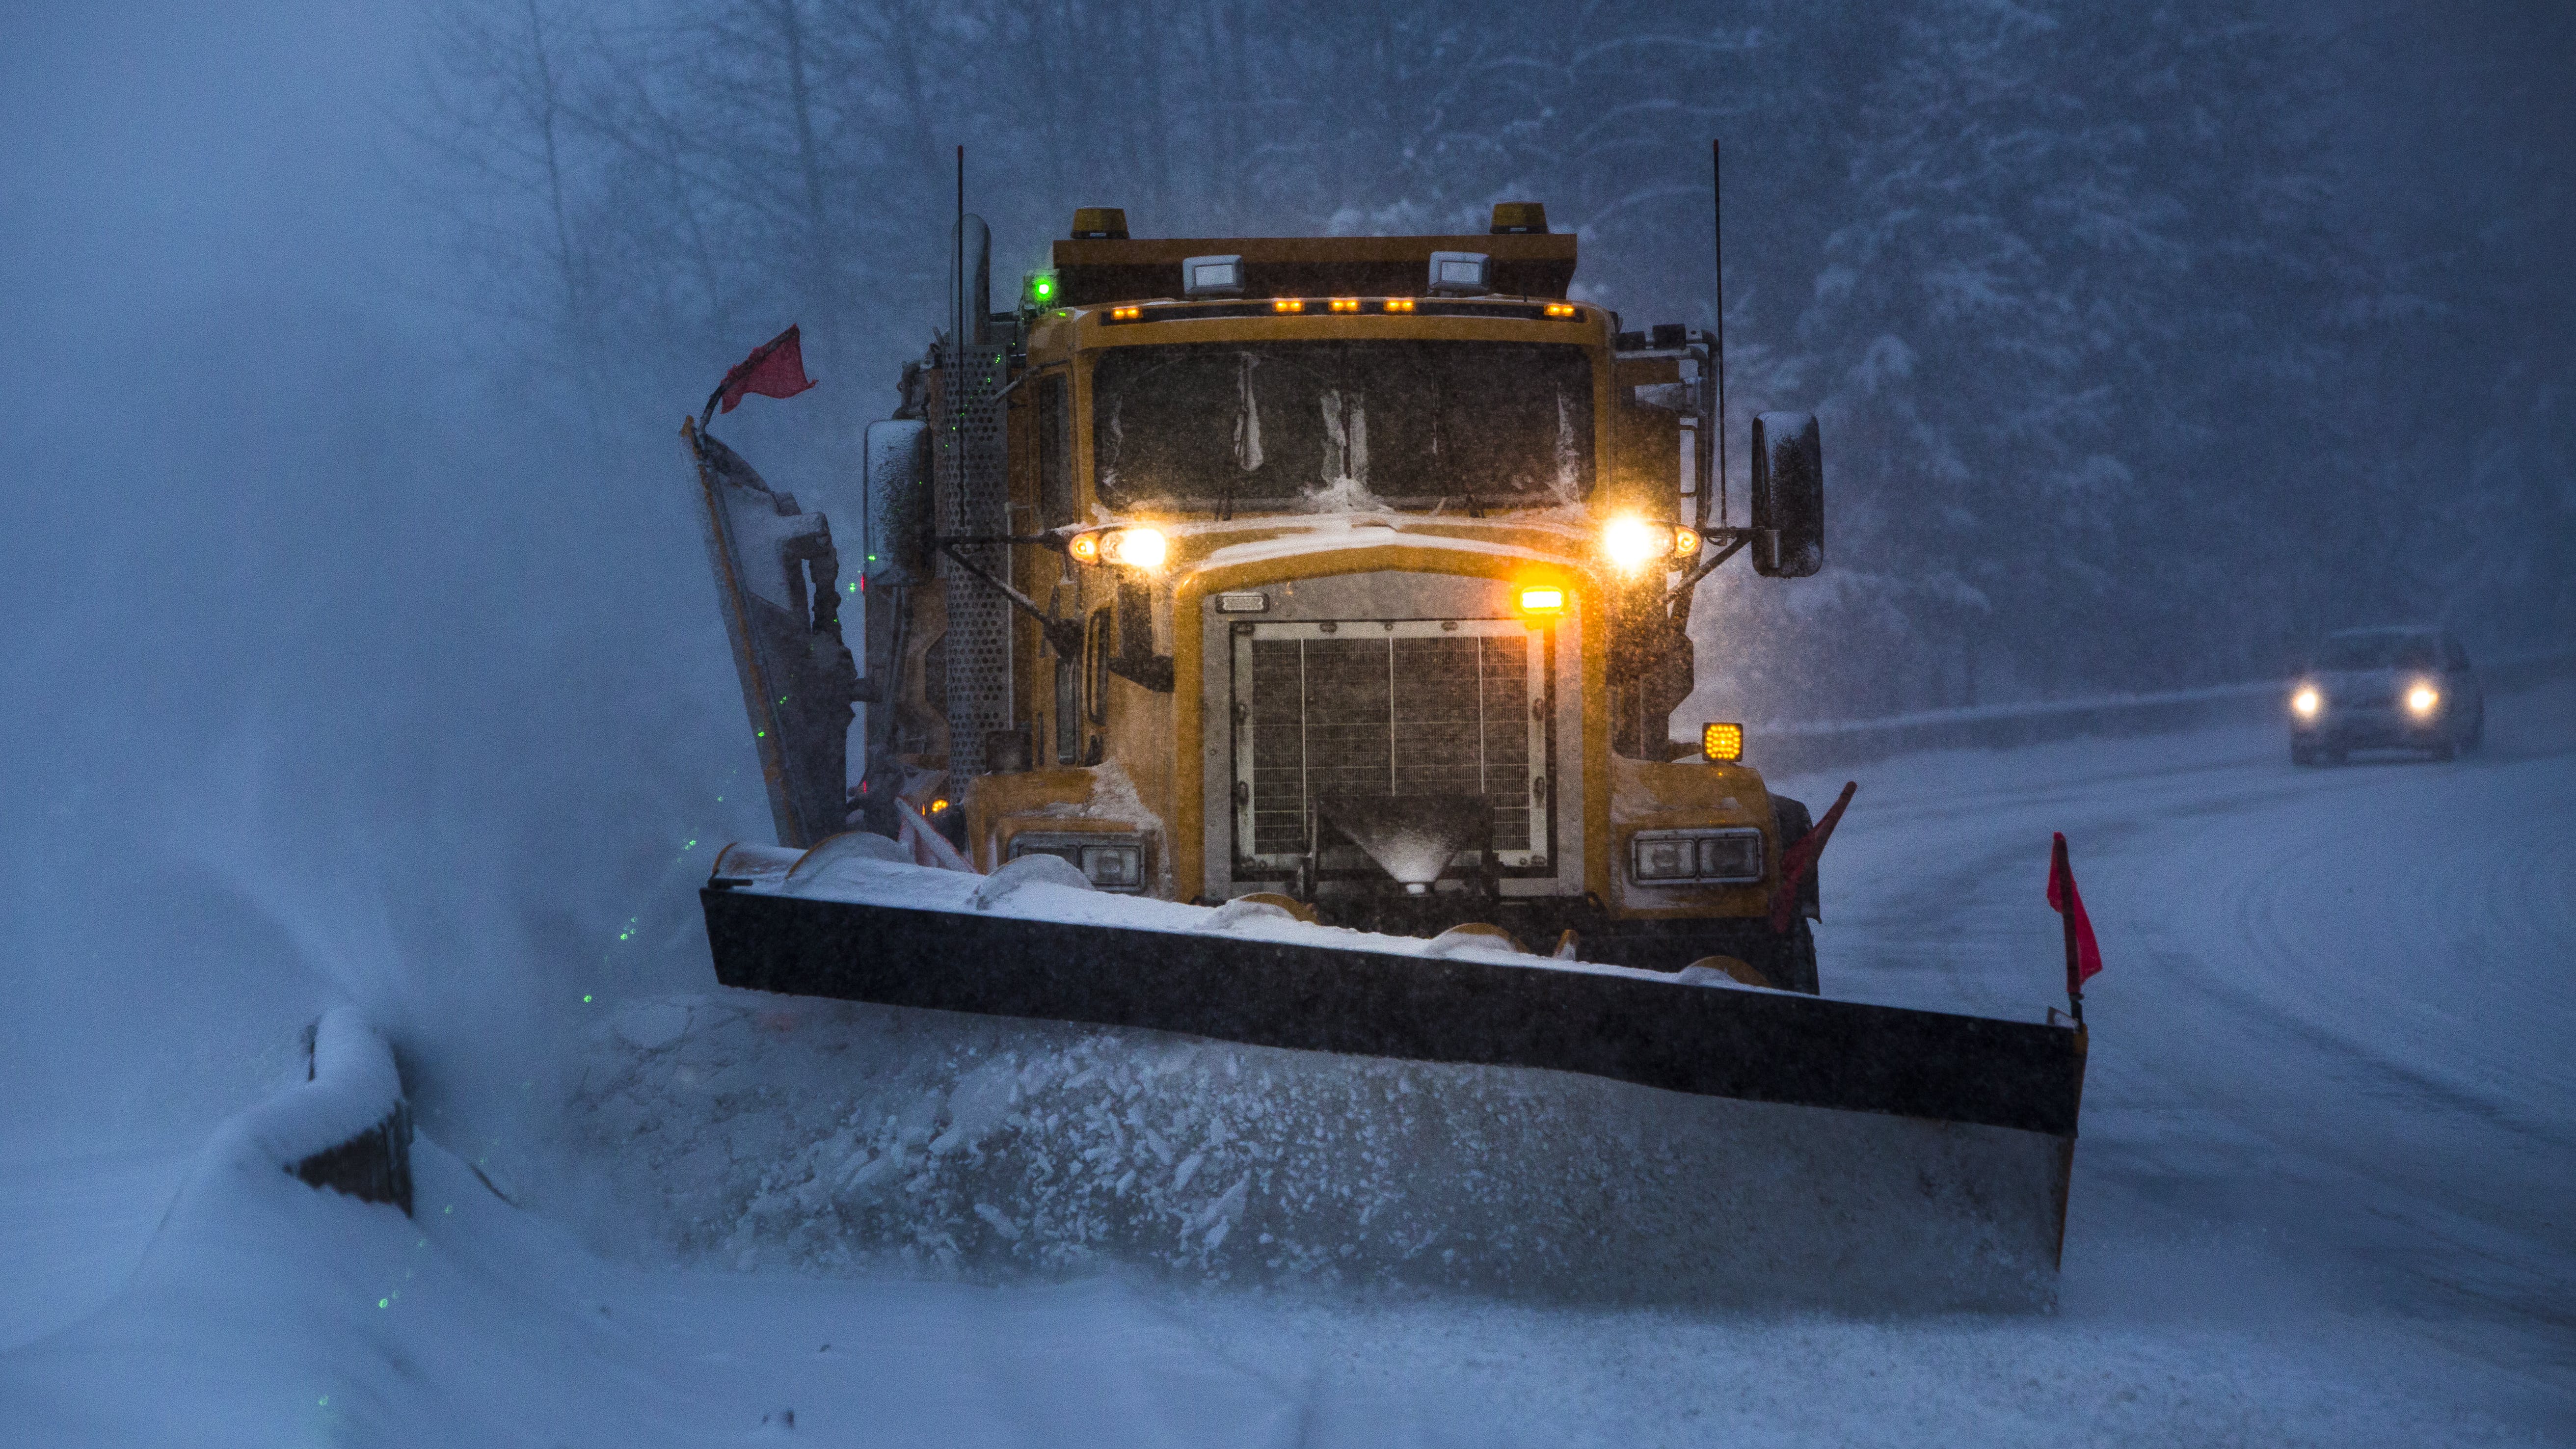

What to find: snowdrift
left=568, top=990, right=2067, bottom=1311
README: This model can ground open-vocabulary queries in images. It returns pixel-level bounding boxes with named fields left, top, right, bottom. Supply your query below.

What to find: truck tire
left=1773, top=795, right=1820, bottom=923
left=1762, top=915, right=1821, bottom=995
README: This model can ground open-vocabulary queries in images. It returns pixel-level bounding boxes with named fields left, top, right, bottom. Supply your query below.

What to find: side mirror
left=1750, top=411, right=1823, bottom=578
left=861, top=419, right=931, bottom=584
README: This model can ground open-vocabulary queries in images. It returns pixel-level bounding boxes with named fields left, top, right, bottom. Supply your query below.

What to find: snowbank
left=222, top=1007, right=412, bottom=1215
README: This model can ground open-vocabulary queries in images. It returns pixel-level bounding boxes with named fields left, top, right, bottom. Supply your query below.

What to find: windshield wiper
left=1431, top=375, right=1484, bottom=518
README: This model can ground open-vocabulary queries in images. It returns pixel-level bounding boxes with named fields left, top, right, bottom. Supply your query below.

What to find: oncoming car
left=2288, top=626, right=2484, bottom=765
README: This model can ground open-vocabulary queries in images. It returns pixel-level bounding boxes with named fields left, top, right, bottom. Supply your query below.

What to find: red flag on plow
left=2047, top=832, right=2103, bottom=1010
left=1770, top=780, right=1857, bottom=933
left=705, top=324, right=817, bottom=422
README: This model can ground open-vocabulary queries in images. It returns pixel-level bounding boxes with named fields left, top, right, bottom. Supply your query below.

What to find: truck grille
left=1234, top=622, right=1548, bottom=866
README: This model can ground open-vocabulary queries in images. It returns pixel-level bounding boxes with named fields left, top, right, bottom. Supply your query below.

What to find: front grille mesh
left=1247, top=634, right=1531, bottom=857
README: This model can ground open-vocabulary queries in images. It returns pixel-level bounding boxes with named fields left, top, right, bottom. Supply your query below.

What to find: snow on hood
left=742, top=845, right=1717, bottom=987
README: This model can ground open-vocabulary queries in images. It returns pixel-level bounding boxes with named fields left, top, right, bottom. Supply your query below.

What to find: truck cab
left=853, top=204, right=1827, bottom=987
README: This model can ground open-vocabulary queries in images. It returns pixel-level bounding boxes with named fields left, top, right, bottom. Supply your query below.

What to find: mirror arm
left=1662, top=532, right=1750, bottom=607
left=936, top=531, right=1070, bottom=555
left=934, top=539, right=1086, bottom=658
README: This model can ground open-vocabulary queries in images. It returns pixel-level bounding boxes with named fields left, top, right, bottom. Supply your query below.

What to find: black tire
left=2291, top=743, right=2317, bottom=767
left=1773, top=795, right=1820, bottom=923
left=2429, top=738, right=2457, bottom=762
left=1762, top=914, right=1821, bottom=995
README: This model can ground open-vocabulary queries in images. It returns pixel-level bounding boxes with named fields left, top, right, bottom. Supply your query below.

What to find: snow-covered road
left=5, top=676, right=2570, bottom=1445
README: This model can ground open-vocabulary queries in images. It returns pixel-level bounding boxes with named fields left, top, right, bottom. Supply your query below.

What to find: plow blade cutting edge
left=696, top=866, right=2086, bottom=1310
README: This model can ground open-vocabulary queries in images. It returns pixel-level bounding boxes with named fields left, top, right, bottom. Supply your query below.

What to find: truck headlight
left=1629, top=829, right=1764, bottom=885
left=1079, top=843, right=1142, bottom=888
left=2291, top=686, right=2321, bottom=719
left=1007, top=832, right=1149, bottom=892
left=1098, top=527, right=1166, bottom=570
left=2405, top=682, right=2440, bottom=716
left=1602, top=516, right=1665, bottom=571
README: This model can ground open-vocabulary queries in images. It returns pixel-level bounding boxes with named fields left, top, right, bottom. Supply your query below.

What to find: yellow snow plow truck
left=679, top=202, right=2086, bottom=1307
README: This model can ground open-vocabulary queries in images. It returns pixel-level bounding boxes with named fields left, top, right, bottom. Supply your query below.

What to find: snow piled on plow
left=564, top=990, right=2066, bottom=1312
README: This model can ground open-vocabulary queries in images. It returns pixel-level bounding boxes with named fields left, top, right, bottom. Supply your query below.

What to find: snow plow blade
left=694, top=859, right=2085, bottom=1310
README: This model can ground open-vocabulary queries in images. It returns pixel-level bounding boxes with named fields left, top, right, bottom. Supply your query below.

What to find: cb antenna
left=1710, top=137, right=1727, bottom=533
left=952, top=144, right=965, bottom=350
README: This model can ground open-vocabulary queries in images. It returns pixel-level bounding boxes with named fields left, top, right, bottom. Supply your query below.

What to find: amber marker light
left=1272, top=298, right=1305, bottom=313
left=1067, top=532, right=1101, bottom=564
left=1109, top=305, right=1142, bottom=321
left=1329, top=298, right=1360, bottom=312
left=1518, top=585, right=1566, bottom=616
left=1701, top=723, right=1744, bottom=762
left=1545, top=303, right=1578, bottom=318
left=1100, top=526, right=1168, bottom=570
left=1673, top=526, right=1702, bottom=557
left=1383, top=298, right=1416, bottom=313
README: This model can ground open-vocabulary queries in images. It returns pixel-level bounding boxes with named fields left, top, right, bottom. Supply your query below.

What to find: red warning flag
left=711, top=324, right=817, bottom=415
left=2046, top=832, right=2103, bottom=992
left=1769, top=780, right=1857, bottom=933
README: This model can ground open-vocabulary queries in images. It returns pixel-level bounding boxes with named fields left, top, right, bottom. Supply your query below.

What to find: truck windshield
left=1091, top=341, right=1593, bottom=511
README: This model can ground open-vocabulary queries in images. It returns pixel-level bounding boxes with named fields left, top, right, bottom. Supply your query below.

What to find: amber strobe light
left=1067, top=532, right=1101, bottom=563
left=1702, top=723, right=1744, bottom=762
left=1519, top=585, right=1566, bottom=615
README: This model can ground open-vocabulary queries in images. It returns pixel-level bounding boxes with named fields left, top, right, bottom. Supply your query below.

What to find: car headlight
left=2405, top=682, right=2440, bottom=716
left=2291, top=686, right=2321, bottom=719
left=1629, top=829, right=1764, bottom=885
